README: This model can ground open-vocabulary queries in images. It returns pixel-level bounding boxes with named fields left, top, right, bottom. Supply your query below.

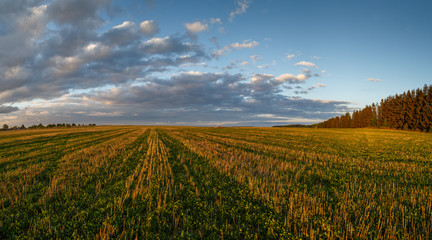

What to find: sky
left=0, top=0, right=431, bottom=127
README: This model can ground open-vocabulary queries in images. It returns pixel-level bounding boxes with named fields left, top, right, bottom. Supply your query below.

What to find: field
left=1, top=126, right=432, bottom=239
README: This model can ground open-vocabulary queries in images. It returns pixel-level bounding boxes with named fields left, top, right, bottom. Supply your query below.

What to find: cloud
left=210, top=18, right=222, bottom=24
left=213, top=40, right=259, bottom=57
left=229, top=0, right=251, bottom=22
left=367, top=78, right=380, bottom=82
left=307, top=83, right=326, bottom=91
left=185, top=21, right=208, bottom=37
left=294, top=90, right=308, bottom=95
left=0, top=5, right=206, bottom=105
left=295, top=61, right=317, bottom=68
left=222, top=60, right=239, bottom=70
left=83, top=72, right=246, bottom=108
left=275, top=73, right=308, bottom=84
left=209, top=37, right=219, bottom=47
left=250, top=71, right=313, bottom=92
left=250, top=54, right=262, bottom=62
left=140, top=36, right=204, bottom=56
left=102, top=21, right=140, bottom=46
left=62, top=71, right=350, bottom=126
left=250, top=73, right=275, bottom=91
left=113, top=21, right=134, bottom=29
left=46, top=0, right=111, bottom=28
left=286, top=54, right=295, bottom=60
left=139, top=20, right=159, bottom=36
left=0, top=105, right=19, bottom=114
left=18, top=4, right=49, bottom=37
left=0, top=0, right=351, bottom=127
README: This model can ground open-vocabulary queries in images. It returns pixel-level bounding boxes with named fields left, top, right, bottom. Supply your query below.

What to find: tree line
left=317, top=84, right=432, bottom=132
left=1, top=123, right=96, bottom=130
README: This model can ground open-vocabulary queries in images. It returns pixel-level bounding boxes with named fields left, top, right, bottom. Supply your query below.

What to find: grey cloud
left=47, top=0, right=111, bottom=28
left=0, top=105, right=19, bottom=114
left=86, top=72, right=246, bottom=108
left=0, top=0, right=207, bottom=105
left=70, top=71, right=350, bottom=126
left=3, top=70, right=349, bottom=126
left=38, top=27, right=98, bottom=58
left=209, top=37, right=219, bottom=47
left=0, top=1, right=350, bottom=126
left=139, top=20, right=159, bottom=37
left=294, top=90, right=308, bottom=94
left=102, top=21, right=141, bottom=46
left=0, top=0, right=40, bottom=31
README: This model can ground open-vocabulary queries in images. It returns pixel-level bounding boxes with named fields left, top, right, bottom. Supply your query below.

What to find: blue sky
left=0, top=0, right=431, bottom=126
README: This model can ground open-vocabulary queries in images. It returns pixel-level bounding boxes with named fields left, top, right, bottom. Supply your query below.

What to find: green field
left=1, top=126, right=432, bottom=239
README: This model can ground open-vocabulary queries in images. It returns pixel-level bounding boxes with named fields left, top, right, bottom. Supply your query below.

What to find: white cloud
left=231, top=41, right=258, bottom=49
left=295, top=61, right=317, bottom=68
left=367, top=78, right=380, bottom=82
left=87, top=111, right=124, bottom=117
left=185, top=21, right=208, bottom=34
left=210, top=18, right=222, bottom=24
left=113, top=21, right=136, bottom=29
left=229, top=0, right=251, bottom=22
left=275, top=73, right=308, bottom=84
left=177, top=71, right=206, bottom=77
left=139, top=20, right=159, bottom=36
left=250, top=54, right=262, bottom=62
left=286, top=54, right=295, bottom=60
left=213, top=40, right=259, bottom=56
left=257, top=64, right=269, bottom=69
left=241, top=61, right=250, bottom=66
left=251, top=73, right=274, bottom=83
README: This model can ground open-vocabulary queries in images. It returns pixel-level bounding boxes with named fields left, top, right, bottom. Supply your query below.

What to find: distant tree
left=20, top=124, right=26, bottom=129
left=371, top=103, right=378, bottom=127
left=3, top=124, right=9, bottom=129
left=426, top=85, right=432, bottom=132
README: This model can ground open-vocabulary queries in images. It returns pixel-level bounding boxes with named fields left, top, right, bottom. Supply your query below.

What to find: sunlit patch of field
left=1, top=126, right=431, bottom=239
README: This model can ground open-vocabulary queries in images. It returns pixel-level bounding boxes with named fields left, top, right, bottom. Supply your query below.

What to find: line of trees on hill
left=1, top=123, right=96, bottom=130
left=317, top=84, right=432, bottom=132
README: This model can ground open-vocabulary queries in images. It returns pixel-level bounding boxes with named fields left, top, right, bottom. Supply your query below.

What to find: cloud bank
left=0, top=0, right=350, bottom=126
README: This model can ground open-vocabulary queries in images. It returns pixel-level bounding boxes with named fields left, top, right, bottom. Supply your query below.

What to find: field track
left=1, top=126, right=432, bottom=239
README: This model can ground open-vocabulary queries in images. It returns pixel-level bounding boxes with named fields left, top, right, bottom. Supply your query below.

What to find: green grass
left=1, top=126, right=431, bottom=239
